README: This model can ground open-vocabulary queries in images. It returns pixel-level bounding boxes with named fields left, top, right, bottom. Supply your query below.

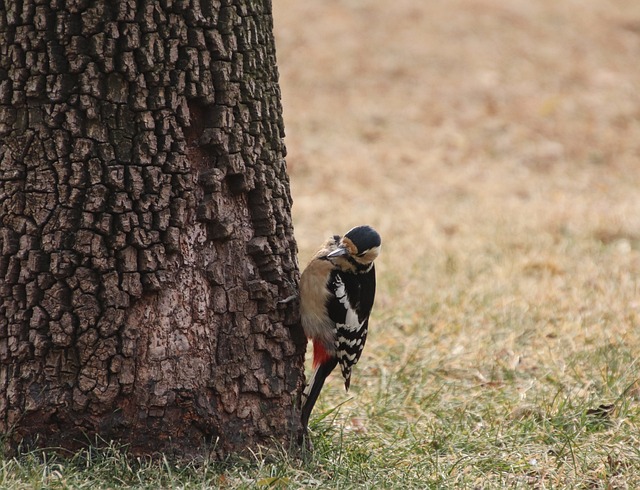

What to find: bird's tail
left=301, top=348, right=338, bottom=431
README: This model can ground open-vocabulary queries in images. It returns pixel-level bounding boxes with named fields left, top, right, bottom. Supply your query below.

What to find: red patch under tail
left=312, top=341, right=332, bottom=368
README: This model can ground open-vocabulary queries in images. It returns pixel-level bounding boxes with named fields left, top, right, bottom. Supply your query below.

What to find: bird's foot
left=278, top=294, right=298, bottom=305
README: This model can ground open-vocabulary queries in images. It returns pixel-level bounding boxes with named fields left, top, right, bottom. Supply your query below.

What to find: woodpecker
left=299, top=225, right=381, bottom=436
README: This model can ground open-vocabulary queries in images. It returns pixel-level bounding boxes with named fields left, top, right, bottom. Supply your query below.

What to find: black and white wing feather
left=326, top=266, right=376, bottom=390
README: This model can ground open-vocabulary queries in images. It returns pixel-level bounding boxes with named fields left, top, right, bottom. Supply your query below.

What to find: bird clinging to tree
left=298, top=225, right=381, bottom=439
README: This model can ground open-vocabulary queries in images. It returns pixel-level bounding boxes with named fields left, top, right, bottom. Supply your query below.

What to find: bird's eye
left=357, top=250, right=367, bottom=257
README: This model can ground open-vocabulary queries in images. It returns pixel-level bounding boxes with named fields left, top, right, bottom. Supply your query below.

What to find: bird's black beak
left=327, top=247, right=349, bottom=258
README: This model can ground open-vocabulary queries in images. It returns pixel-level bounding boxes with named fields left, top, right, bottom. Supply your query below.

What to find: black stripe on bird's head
left=327, top=225, right=381, bottom=267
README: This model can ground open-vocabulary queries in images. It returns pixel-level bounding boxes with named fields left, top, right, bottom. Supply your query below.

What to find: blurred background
left=273, top=0, right=640, bottom=394
left=271, top=1, right=640, bottom=482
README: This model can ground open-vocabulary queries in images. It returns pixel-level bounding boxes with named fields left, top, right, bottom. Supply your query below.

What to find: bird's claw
left=278, top=294, right=298, bottom=305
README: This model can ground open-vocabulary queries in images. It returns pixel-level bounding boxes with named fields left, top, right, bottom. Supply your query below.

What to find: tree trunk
left=0, top=0, right=304, bottom=457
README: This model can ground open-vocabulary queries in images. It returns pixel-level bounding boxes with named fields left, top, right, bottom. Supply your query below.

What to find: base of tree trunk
left=0, top=0, right=306, bottom=457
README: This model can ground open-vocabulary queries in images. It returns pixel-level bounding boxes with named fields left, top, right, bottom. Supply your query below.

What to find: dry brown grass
left=273, top=0, right=640, bottom=486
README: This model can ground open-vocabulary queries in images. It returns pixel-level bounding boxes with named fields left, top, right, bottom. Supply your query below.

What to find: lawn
left=3, top=0, right=640, bottom=488
left=278, top=0, right=640, bottom=486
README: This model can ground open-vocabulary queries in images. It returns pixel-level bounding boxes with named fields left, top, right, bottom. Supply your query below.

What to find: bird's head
left=327, top=225, right=381, bottom=269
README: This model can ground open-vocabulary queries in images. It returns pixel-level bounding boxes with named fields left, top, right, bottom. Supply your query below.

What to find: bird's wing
left=327, top=271, right=371, bottom=390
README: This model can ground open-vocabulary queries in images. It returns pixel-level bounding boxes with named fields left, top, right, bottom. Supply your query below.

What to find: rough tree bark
left=0, top=0, right=305, bottom=457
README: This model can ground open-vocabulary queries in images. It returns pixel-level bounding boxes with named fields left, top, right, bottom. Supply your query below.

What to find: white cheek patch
left=366, top=245, right=381, bottom=259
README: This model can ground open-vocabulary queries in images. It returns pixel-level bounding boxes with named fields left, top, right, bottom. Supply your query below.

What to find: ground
left=276, top=0, right=640, bottom=487
left=2, top=0, right=640, bottom=487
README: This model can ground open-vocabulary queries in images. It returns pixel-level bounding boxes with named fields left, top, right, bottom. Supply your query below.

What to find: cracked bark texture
left=0, top=0, right=305, bottom=457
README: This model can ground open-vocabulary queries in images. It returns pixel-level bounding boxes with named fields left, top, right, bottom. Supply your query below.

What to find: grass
left=3, top=341, right=640, bottom=488
left=4, top=0, right=640, bottom=487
